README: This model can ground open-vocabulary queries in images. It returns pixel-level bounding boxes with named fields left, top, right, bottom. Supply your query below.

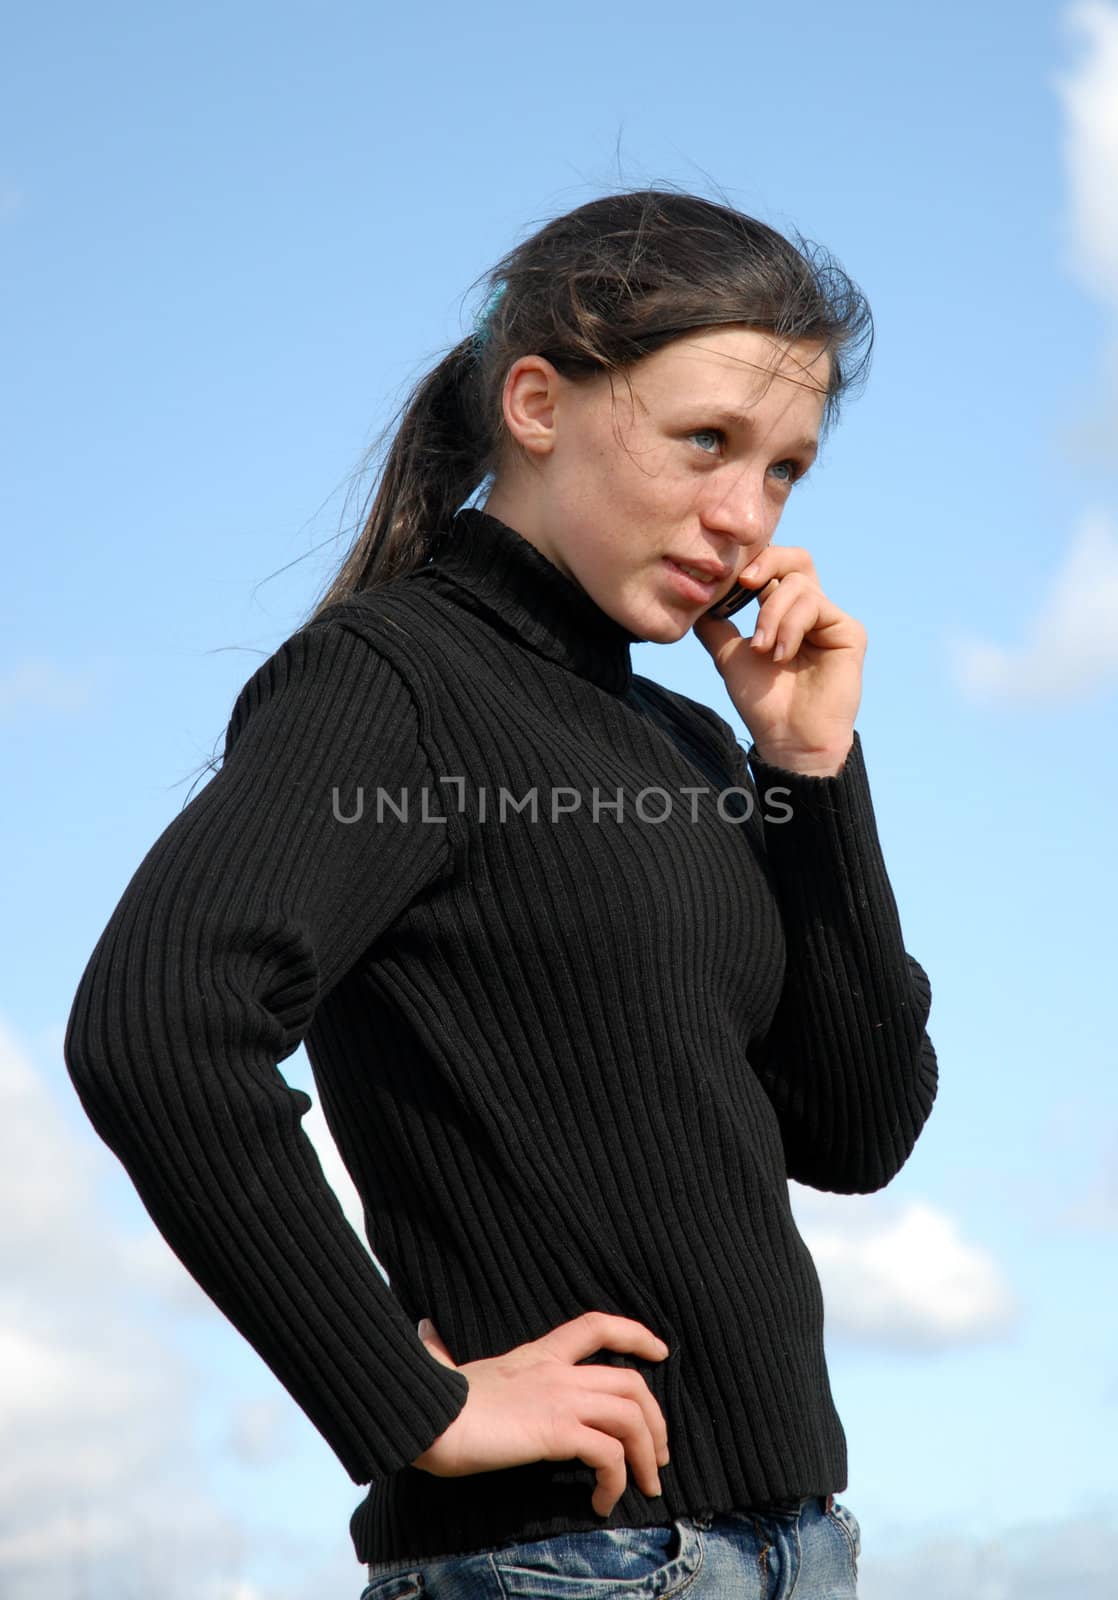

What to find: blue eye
left=689, top=428, right=723, bottom=453
left=688, top=430, right=807, bottom=486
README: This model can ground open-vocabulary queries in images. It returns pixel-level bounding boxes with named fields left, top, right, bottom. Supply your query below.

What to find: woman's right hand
left=410, top=1310, right=672, bottom=1518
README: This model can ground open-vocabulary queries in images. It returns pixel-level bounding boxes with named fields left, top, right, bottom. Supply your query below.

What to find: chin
left=637, top=614, right=695, bottom=645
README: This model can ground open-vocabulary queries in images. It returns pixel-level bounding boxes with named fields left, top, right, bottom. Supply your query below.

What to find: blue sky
left=4, top=1, right=1117, bottom=1595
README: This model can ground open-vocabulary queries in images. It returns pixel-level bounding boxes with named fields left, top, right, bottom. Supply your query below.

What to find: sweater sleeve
left=63, top=618, right=470, bottom=1483
left=732, top=729, right=939, bottom=1193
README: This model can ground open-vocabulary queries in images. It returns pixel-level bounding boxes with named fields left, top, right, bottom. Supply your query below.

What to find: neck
left=428, top=506, right=642, bottom=696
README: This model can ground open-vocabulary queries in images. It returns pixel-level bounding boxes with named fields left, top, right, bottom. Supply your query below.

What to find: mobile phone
left=703, top=580, right=763, bottom=621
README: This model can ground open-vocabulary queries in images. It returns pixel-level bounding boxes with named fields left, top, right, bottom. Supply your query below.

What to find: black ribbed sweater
left=64, top=506, right=938, bottom=1566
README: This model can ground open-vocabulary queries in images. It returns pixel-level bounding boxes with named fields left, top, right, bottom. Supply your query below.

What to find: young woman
left=65, top=187, right=938, bottom=1599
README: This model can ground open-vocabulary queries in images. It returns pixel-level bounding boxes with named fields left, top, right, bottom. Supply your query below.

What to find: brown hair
left=305, top=184, right=872, bottom=625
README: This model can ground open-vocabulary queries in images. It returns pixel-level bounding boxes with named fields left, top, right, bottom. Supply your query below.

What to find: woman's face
left=484, top=325, right=831, bottom=643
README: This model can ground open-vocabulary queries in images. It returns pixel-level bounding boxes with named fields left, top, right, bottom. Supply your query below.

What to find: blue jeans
left=360, top=1494, right=861, bottom=1597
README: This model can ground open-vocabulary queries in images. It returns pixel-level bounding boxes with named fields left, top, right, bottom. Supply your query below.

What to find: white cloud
left=225, top=1397, right=291, bottom=1467
left=0, top=1018, right=327, bottom=1599
left=1053, top=3, right=1118, bottom=465
left=859, top=1502, right=1118, bottom=1599
left=1057, top=1, right=1118, bottom=303
left=199, top=1587, right=266, bottom=1600
left=959, top=9, right=1118, bottom=702
left=791, top=1189, right=1018, bottom=1349
left=949, top=509, right=1118, bottom=702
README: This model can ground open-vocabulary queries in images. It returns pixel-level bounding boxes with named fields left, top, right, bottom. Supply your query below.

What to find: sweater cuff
left=744, top=731, right=895, bottom=918
left=746, top=728, right=868, bottom=824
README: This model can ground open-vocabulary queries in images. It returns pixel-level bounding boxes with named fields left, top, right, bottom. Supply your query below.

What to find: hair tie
left=471, top=281, right=508, bottom=351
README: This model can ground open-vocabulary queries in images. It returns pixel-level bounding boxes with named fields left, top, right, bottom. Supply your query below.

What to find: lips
left=666, top=555, right=734, bottom=582
left=662, top=556, right=737, bottom=604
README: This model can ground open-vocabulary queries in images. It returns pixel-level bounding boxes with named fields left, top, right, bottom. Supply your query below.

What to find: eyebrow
left=706, top=409, right=819, bottom=458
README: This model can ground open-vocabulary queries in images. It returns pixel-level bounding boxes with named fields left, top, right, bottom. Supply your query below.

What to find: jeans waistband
left=750, top=1493, right=834, bottom=1517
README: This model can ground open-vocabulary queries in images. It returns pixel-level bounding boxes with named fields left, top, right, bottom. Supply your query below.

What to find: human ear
left=499, top=355, right=564, bottom=458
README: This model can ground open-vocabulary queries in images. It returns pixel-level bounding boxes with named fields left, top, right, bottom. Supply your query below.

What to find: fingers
left=741, top=547, right=811, bottom=660
left=565, top=1423, right=630, bottom=1518
left=416, top=1311, right=674, bottom=1519
left=576, top=1362, right=670, bottom=1472
left=587, top=1390, right=662, bottom=1506
left=741, top=546, right=862, bottom=665
left=542, top=1314, right=671, bottom=1516
left=750, top=574, right=822, bottom=662
left=546, top=1310, right=670, bottom=1366
left=739, top=544, right=815, bottom=589
left=562, top=1391, right=665, bottom=1517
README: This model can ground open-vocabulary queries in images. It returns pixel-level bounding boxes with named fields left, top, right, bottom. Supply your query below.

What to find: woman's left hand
left=692, top=544, right=865, bottom=777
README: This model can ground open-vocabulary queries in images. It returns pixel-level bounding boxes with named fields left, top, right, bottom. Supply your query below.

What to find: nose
left=698, top=468, right=771, bottom=554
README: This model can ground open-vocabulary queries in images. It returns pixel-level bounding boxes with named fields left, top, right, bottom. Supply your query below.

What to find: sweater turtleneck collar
left=428, top=506, right=642, bottom=696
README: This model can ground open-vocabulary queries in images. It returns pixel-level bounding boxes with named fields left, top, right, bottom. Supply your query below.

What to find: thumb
left=692, top=611, right=743, bottom=658
left=417, top=1317, right=458, bottom=1369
